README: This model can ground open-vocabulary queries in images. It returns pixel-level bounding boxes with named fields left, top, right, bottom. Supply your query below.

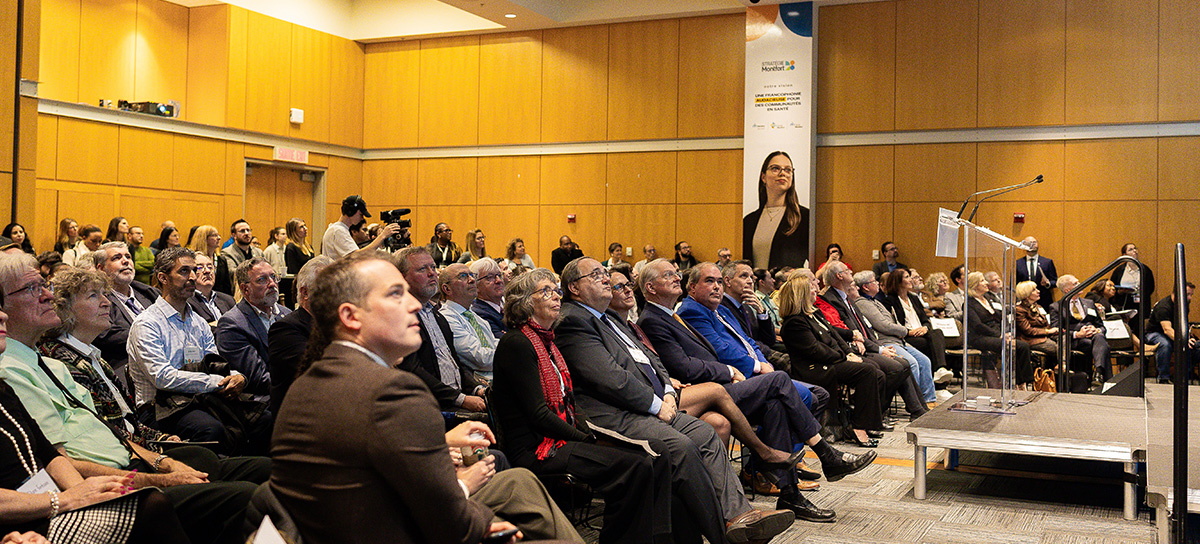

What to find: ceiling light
left=504, top=13, right=516, bottom=18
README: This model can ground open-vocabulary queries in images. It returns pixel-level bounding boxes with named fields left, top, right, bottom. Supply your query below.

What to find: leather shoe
left=822, top=449, right=877, bottom=482
left=796, top=461, right=821, bottom=481
left=777, top=491, right=836, bottom=523
left=880, top=421, right=896, bottom=432
left=839, top=428, right=878, bottom=448
left=757, top=449, right=806, bottom=471
left=865, top=430, right=884, bottom=439
left=740, top=469, right=781, bottom=495
left=726, top=509, right=795, bottom=543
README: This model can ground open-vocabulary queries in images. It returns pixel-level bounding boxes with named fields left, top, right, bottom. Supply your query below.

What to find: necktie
left=463, top=310, right=492, bottom=348
left=716, top=309, right=758, bottom=361
left=1028, top=259, right=1036, bottom=281
left=125, top=297, right=142, bottom=316
left=628, top=320, right=657, bottom=355
left=601, top=315, right=664, bottom=396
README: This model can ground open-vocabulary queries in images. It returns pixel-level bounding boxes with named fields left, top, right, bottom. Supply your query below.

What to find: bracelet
left=48, top=490, right=59, bottom=518
left=153, top=454, right=170, bottom=472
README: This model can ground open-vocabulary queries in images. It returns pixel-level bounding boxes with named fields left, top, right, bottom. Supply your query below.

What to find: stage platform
left=1144, top=382, right=1200, bottom=542
left=906, top=389, right=1148, bottom=520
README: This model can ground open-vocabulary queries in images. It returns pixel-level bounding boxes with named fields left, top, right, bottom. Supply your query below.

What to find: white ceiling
left=160, top=0, right=825, bottom=41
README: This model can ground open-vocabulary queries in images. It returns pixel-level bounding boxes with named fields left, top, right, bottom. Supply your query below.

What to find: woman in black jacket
left=778, top=274, right=885, bottom=447
left=879, top=268, right=949, bottom=374
left=965, top=272, right=1034, bottom=388
left=490, top=268, right=672, bottom=544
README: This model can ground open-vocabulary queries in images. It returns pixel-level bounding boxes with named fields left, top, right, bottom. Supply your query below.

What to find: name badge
left=991, top=302, right=1003, bottom=311
left=17, top=468, right=60, bottom=494
left=184, top=345, right=203, bottom=366
left=1038, top=306, right=1048, bottom=317
left=1086, top=307, right=1097, bottom=317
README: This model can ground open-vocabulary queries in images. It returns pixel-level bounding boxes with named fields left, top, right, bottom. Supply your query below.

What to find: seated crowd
left=0, top=197, right=1189, bottom=544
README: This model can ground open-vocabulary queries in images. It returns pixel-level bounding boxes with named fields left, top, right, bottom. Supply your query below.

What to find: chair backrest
left=244, top=482, right=304, bottom=544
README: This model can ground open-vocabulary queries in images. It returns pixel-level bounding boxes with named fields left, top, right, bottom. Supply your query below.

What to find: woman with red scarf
left=491, top=268, right=673, bottom=544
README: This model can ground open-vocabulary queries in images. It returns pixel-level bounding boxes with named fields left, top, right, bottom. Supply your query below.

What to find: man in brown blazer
left=271, top=253, right=579, bottom=544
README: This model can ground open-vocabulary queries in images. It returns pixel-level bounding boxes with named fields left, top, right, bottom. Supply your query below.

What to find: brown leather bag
left=1033, top=367, right=1057, bottom=392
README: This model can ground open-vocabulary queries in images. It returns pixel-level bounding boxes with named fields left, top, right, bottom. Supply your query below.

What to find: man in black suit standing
left=871, top=241, right=908, bottom=279
left=550, top=235, right=584, bottom=274
left=554, top=256, right=796, bottom=544
left=267, top=255, right=332, bottom=416
left=1049, top=274, right=1112, bottom=382
left=637, top=259, right=875, bottom=522
left=188, top=253, right=236, bottom=329
left=1014, top=236, right=1058, bottom=310
left=92, top=241, right=159, bottom=377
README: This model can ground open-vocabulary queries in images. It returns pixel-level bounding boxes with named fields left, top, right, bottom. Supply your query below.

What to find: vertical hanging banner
left=743, top=2, right=814, bottom=270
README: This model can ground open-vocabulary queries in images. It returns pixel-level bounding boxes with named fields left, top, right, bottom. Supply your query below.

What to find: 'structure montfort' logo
left=761, top=60, right=796, bottom=72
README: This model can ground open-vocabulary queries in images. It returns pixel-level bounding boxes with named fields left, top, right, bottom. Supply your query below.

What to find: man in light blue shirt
left=438, top=263, right=497, bottom=380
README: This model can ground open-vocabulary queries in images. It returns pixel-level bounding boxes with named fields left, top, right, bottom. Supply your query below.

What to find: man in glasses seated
left=216, top=257, right=291, bottom=402
left=438, top=263, right=498, bottom=381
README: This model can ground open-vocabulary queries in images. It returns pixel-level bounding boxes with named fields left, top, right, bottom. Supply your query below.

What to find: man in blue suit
left=216, top=257, right=291, bottom=400
left=678, top=262, right=828, bottom=415
left=1014, top=236, right=1058, bottom=311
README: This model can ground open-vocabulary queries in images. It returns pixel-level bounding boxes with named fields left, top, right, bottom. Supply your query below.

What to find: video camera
left=379, top=208, right=413, bottom=251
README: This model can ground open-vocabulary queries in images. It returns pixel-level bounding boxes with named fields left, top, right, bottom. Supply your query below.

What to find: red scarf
left=521, top=320, right=576, bottom=460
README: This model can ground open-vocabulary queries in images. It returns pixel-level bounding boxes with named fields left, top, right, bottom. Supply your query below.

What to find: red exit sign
left=273, top=146, right=309, bottom=164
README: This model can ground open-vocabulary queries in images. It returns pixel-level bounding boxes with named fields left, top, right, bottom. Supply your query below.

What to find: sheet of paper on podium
left=936, top=207, right=959, bottom=258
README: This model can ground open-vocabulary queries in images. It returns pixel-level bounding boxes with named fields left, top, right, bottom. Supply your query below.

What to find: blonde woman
left=966, top=272, right=1034, bottom=388
left=284, top=218, right=314, bottom=275
left=457, top=229, right=487, bottom=264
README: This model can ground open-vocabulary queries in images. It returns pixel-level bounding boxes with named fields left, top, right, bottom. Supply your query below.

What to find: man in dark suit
left=549, top=235, right=584, bottom=274
left=1014, top=236, right=1058, bottom=311
left=92, top=242, right=159, bottom=378
left=871, top=241, right=908, bottom=279
left=188, top=253, right=236, bottom=328
left=1049, top=274, right=1112, bottom=382
left=267, top=255, right=332, bottom=416
left=395, top=246, right=488, bottom=413
left=469, top=257, right=507, bottom=337
left=637, top=259, right=875, bottom=522
left=272, top=253, right=576, bottom=544
left=216, top=258, right=291, bottom=399
left=554, top=256, right=795, bottom=544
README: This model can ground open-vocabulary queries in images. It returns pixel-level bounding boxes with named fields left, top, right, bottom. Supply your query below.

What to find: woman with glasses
left=457, top=229, right=488, bottom=264
left=490, top=268, right=673, bottom=544
left=743, top=151, right=811, bottom=270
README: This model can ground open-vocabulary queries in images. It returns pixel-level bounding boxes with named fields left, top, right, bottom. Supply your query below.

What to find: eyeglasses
left=252, top=274, right=278, bottom=286
left=534, top=286, right=563, bottom=300
left=767, top=165, right=794, bottom=175
left=611, top=282, right=631, bottom=292
left=660, top=271, right=682, bottom=280
left=575, top=268, right=608, bottom=284
left=478, top=273, right=502, bottom=283
left=413, top=263, right=436, bottom=275
left=456, top=272, right=477, bottom=281
left=437, top=229, right=453, bottom=234
left=6, top=279, right=52, bottom=299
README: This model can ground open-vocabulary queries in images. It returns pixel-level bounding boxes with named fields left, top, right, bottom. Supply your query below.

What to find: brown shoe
left=741, top=469, right=781, bottom=495
left=726, top=508, right=795, bottom=543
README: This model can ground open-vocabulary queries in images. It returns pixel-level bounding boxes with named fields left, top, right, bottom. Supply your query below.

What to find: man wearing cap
left=322, top=195, right=401, bottom=259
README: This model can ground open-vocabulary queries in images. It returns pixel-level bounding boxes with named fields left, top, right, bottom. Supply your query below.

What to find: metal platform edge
left=906, top=428, right=1142, bottom=463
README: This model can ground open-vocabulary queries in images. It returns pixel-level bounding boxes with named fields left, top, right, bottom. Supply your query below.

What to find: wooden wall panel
left=288, top=26, right=331, bottom=142
left=361, top=159, right=416, bottom=207
left=1063, top=139, right=1157, bottom=201
left=895, top=0, right=977, bottom=130
left=893, top=144, right=976, bottom=203
left=118, top=189, right=222, bottom=241
left=417, top=158, right=477, bottom=206
left=540, top=154, right=606, bottom=205
left=1159, top=0, right=1200, bottom=122
left=816, top=202, right=892, bottom=272
left=607, top=204, right=675, bottom=263
left=134, top=0, right=188, bottom=103
left=243, top=164, right=276, bottom=235
left=607, top=19, right=678, bottom=141
left=36, top=115, right=56, bottom=180
left=1158, top=137, right=1200, bottom=201
left=418, top=36, right=479, bottom=148
left=479, top=32, right=542, bottom=145
left=329, top=38, right=364, bottom=148
left=541, top=25, right=608, bottom=143
left=325, top=156, right=364, bottom=204
left=244, top=10, right=291, bottom=136
left=539, top=205, right=605, bottom=263
left=225, top=6, right=247, bottom=129
left=678, top=14, right=743, bottom=138
left=972, top=200, right=1065, bottom=265
left=172, top=135, right=225, bottom=195
left=676, top=149, right=742, bottom=204
left=363, top=41, right=419, bottom=148
left=78, top=0, right=136, bottom=105
left=676, top=204, right=741, bottom=262
left=978, top=0, right=1065, bottom=127
left=39, top=0, right=80, bottom=102
left=23, top=0, right=40, bottom=81
left=1157, top=201, right=1200, bottom=321
left=607, top=152, right=676, bottom=205
left=116, top=126, right=173, bottom=189
left=1064, top=0, right=1158, bottom=124
left=816, top=1, right=895, bottom=134
left=34, top=187, right=58, bottom=252
left=476, top=205, right=540, bottom=263
left=18, top=99, right=35, bottom=173
left=976, top=142, right=1064, bottom=201
left=58, top=186, right=116, bottom=227
left=185, top=5, right=229, bottom=126
left=224, top=143, right=245, bottom=196
left=1061, top=200, right=1157, bottom=279
left=887, top=202, right=962, bottom=281
left=815, top=145, right=894, bottom=203
left=477, top=156, right=540, bottom=205
left=56, top=119, right=118, bottom=184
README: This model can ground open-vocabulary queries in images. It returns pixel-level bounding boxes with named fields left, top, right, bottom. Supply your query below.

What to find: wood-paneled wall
left=817, top=0, right=1200, bottom=321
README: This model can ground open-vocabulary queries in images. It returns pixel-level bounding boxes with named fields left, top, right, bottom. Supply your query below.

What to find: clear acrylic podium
left=949, top=218, right=1032, bottom=415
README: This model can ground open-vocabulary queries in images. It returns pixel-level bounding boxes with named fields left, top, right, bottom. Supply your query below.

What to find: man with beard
left=92, top=241, right=160, bottom=376
left=216, top=257, right=291, bottom=400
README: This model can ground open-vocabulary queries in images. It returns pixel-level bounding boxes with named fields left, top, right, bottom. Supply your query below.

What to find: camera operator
left=322, top=195, right=401, bottom=259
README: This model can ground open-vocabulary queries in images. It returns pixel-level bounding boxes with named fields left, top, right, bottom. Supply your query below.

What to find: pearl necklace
left=0, top=402, right=36, bottom=478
